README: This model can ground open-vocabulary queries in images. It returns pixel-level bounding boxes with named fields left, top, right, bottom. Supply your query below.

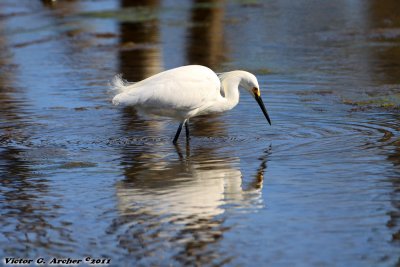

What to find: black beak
left=254, top=94, right=271, bottom=125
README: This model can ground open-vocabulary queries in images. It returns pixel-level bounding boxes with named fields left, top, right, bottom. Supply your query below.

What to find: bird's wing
left=112, top=65, right=221, bottom=111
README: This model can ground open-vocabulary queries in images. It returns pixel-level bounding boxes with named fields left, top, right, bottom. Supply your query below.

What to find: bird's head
left=238, top=71, right=272, bottom=126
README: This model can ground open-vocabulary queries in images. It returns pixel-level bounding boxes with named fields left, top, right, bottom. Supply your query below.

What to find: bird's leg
left=185, top=119, right=190, bottom=140
left=173, top=122, right=184, bottom=145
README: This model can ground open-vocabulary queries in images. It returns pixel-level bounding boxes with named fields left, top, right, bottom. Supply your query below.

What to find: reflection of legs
left=173, top=141, right=190, bottom=160
left=185, top=120, right=190, bottom=140
left=174, top=142, right=184, bottom=159
left=173, top=122, right=183, bottom=145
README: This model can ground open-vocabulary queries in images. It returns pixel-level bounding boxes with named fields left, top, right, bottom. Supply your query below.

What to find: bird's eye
left=252, top=87, right=260, bottom=96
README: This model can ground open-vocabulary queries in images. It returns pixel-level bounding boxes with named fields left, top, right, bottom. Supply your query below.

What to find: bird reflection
left=110, top=145, right=270, bottom=265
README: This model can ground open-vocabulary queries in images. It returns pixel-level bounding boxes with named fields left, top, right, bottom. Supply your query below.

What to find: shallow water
left=1, top=0, right=400, bottom=266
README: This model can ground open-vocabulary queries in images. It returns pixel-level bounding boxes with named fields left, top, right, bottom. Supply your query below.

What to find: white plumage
left=111, top=65, right=271, bottom=144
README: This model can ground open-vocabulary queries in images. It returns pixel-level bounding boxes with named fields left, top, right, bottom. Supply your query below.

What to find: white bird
left=111, top=65, right=271, bottom=144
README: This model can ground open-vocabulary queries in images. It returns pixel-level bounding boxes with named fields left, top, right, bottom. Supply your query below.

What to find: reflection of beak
left=254, top=95, right=272, bottom=125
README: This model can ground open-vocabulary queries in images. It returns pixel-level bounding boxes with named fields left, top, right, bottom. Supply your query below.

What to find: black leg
left=173, top=122, right=183, bottom=144
left=185, top=120, right=190, bottom=140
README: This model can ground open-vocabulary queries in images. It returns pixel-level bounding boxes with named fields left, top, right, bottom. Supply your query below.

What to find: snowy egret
left=111, top=65, right=271, bottom=144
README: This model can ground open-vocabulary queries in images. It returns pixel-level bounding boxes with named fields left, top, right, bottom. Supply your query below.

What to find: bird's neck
left=203, top=73, right=242, bottom=115
left=216, top=75, right=241, bottom=112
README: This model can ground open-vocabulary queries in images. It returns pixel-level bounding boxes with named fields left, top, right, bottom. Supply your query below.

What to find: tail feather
left=112, top=93, right=124, bottom=106
left=109, top=74, right=130, bottom=94
left=109, top=74, right=136, bottom=106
